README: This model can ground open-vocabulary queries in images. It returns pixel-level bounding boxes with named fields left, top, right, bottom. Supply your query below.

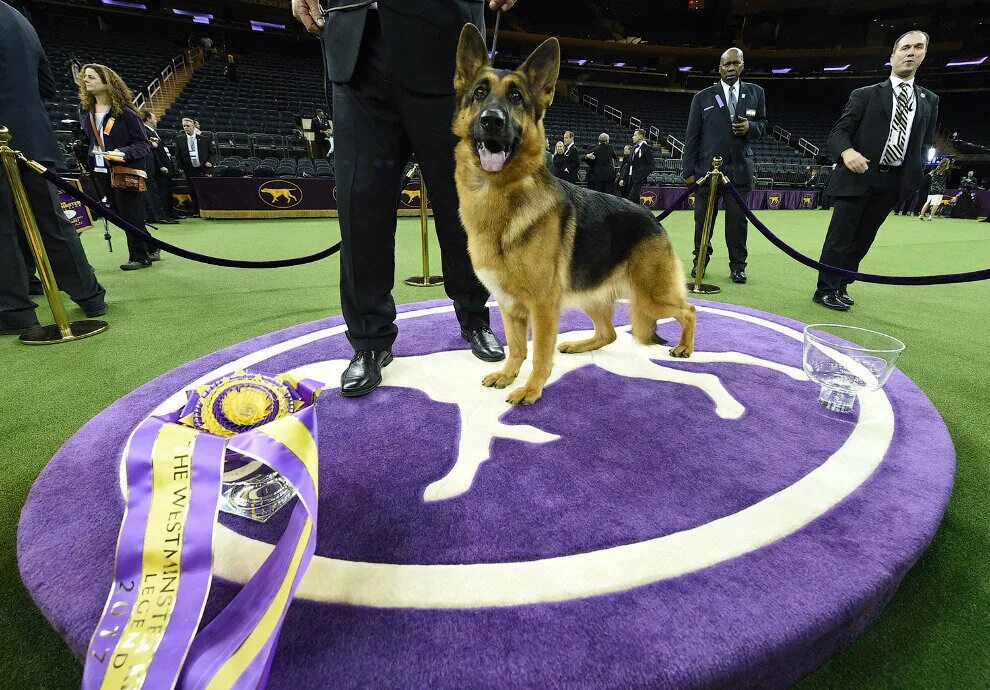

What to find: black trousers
left=144, top=172, right=161, bottom=222
left=0, top=165, right=105, bottom=326
left=628, top=181, right=645, bottom=204
left=94, top=172, right=152, bottom=263
left=815, top=169, right=900, bottom=296
left=589, top=178, right=613, bottom=195
left=693, top=184, right=750, bottom=271
left=157, top=173, right=176, bottom=219
left=181, top=166, right=205, bottom=212
left=331, top=13, right=489, bottom=351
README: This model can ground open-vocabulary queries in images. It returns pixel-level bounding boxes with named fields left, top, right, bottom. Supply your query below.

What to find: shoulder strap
left=89, top=111, right=106, bottom=150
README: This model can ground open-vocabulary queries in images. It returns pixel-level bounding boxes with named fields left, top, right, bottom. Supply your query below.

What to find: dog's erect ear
left=518, top=37, right=560, bottom=111
left=455, top=24, right=489, bottom=98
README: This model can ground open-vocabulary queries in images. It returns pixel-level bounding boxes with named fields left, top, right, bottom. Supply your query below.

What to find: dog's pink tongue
left=479, top=147, right=507, bottom=172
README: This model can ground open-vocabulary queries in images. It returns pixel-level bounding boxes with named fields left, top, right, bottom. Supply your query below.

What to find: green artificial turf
left=1, top=210, right=987, bottom=688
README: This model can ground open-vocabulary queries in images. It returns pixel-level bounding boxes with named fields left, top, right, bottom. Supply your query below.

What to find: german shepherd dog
left=453, top=25, right=695, bottom=406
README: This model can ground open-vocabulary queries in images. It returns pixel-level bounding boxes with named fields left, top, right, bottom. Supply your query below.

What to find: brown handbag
left=90, top=111, right=148, bottom=193
left=110, top=166, right=148, bottom=192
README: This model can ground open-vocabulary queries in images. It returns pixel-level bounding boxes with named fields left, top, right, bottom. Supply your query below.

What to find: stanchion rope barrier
left=24, top=157, right=990, bottom=284
left=721, top=182, right=990, bottom=285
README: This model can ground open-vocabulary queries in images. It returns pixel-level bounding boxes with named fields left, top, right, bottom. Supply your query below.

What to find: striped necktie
left=881, top=83, right=913, bottom=165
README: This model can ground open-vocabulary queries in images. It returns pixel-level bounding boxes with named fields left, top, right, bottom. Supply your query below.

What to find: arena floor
left=4, top=210, right=988, bottom=687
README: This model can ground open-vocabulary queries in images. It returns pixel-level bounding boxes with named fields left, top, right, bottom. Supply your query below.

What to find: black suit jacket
left=561, top=143, right=580, bottom=182
left=587, top=143, right=617, bottom=182
left=825, top=80, right=939, bottom=202
left=629, top=141, right=655, bottom=184
left=322, top=0, right=485, bottom=95
left=144, top=126, right=176, bottom=175
left=0, top=1, right=61, bottom=164
left=682, top=81, right=767, bottom=185
left=175, top=133, right=213, bottom=171
left=79, top=107, right=151, bottom=170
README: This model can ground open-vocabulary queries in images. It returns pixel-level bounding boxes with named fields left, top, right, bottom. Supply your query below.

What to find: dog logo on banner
left=639, top=192, right=658, bottom=208
left=801, top=194, right=814, bottom=208
left=687, top=194, right=697, bottom=208
left=259, top=180, right=303, bottom=209
left=768, top=193, right=782, bottom=209
left=401, top=187, right=422, bottom=206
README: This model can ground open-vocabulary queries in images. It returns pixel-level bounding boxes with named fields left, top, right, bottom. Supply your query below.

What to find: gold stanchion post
left=0, top=126, right=107, bottom=344
left=404, top=165, right=444, bottom=287
left=687, top=156, right=724, bottom=295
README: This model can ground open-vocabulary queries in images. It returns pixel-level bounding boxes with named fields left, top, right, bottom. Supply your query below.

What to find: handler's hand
left=684, top=175, right=695, bottom=185
left=292, top=0, right=324, bottom=34
left=204, top=161, right=213, bottom=168
left=490, top=0, right=519, bottom=10
left=841, top=148, right=869, bottom=174
left=731, top=118, right=749, bottom=136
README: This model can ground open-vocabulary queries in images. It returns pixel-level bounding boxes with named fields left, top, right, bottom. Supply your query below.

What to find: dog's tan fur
left=453, top=26, right=695, bottom=405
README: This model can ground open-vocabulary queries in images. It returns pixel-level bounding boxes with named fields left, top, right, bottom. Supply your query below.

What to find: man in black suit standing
left=682, top=47, right=767, bottom=284
left=584, top=133, right=617, bottom=194
left=626, top=128, right=654, bottom=205
left=141, top=111, right=178, bottom=224
left=292, top=0, right=515, bottom=397
left=175, top=117, right=213, bottom=214
left=0, top=0, right=106, bottom=334
left=312, top=108, right=332, bottom=158
left=561, top=130, right=580, bottom=183
left=813, top=30, right=938, bottom=311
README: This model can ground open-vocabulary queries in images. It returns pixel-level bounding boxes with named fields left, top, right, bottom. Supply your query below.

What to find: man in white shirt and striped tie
left=813, top=30, right=938, bottom=311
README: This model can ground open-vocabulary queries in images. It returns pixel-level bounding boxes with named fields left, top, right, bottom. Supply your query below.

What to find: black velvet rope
left=35, top=165, right=341, bottom=269
left=723, top=182, right=990, bottom=286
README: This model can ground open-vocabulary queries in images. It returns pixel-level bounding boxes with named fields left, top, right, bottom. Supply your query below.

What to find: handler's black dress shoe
left=341, top=350, right=393, bottom=397
left=813, top=293, right=850, bottom=311
left=461, top=326, right=505, bottom=362
left=0, top=321, right=38, bottom=336
left=838, top=292, right=854, bottom=307
left=120, top=260, right=152, bottom=271
left=731, top=269, right=747, bottom=284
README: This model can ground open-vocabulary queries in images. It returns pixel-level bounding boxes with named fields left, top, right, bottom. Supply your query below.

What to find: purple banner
left=638, top=187, right=819, bottom=211
left=59, top=178, right=95, bottom=232
left=191, top=177, right=431, bottom=219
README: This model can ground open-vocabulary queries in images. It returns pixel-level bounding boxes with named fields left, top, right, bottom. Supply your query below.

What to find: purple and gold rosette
left=82, top=370, right=323, bottom=690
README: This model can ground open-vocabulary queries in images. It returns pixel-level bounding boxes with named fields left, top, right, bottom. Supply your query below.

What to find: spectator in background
left=225, top=54, right=238, bottom=82
left=616, top=144, right=632, bottom=197
left=200, top=35, right=214, bottom=61
left=682, top=47, right=767, bottom=284
left=0, top=0, right=106, bottom=334
left=544, top=137, right=552, bottom=169
left=627, top=128, right=655, bottom=207
left=78, top=63, right=157, bottom=270
left=952, top=169, right=978, bottom=218
left=585, top=132, right=617, bottom=195
left=313, top=108, right=332, bottom=158
left=551, top=141, right=567, bottom=179
left=918, top=157, right=949, bottom=220
left=803, top=166, right=817, bottom=188
left=175, top=116, right=213, bottom=215
left=141, top=110, right=178, bottom=224
left=561, top=130, right=580, bottom=183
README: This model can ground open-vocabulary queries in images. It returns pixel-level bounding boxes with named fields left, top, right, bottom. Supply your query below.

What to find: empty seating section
left=160, top=55, right=326, bottom=138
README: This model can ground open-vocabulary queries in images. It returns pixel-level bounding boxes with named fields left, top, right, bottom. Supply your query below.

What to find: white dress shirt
left=186, top=133, right=201, bottom=167
left=883, top=75, right=917, bottom=166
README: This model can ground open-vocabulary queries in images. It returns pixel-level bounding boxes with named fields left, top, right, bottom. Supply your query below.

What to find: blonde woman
left=551, top=141, right=567, bottom=179
left=918, top=158, right=950, bottom=221
left=78, top=63, right=155, bottom=270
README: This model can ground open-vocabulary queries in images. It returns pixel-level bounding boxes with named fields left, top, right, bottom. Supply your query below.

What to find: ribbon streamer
left=82, top=372, right=324, bottom=690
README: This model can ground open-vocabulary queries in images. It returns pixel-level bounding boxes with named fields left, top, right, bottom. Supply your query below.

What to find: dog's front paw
left=483, top=370, right=518, bottom=389
left=506, top=385, right=542, bottom=405
left=669, top=345, right=692, bottom=358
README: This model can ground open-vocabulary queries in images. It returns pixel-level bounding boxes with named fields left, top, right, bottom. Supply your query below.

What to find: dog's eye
left=473, top=85, right=488, bottom=101
left=508, top=88, right=523, bottom=104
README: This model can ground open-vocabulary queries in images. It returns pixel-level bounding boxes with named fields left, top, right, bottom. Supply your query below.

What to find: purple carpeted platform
left=18, top=300, right=954, bottom=689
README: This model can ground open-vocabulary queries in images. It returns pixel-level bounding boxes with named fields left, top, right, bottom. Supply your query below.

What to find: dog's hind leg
left=630, top=288, right=695, bottom=357
left=558, top=301, right=616, bottom=353
left=482, top=308, right=528, bottom=389
left=506, top=298, right=561, bottom=405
